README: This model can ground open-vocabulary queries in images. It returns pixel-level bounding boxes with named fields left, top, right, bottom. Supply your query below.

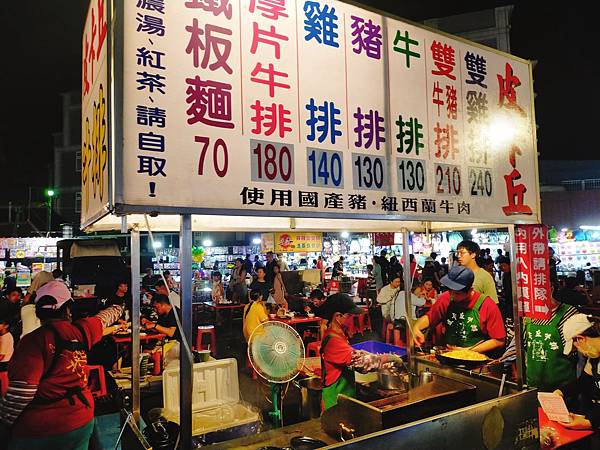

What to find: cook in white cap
left=554, top=314, right=600, bottom=432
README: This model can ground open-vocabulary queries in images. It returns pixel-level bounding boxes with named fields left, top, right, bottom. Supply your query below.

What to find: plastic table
left=538, top=407, right=594, bottom=449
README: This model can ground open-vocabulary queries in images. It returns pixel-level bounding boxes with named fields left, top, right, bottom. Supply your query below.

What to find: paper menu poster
left=538, top=392, right=571, bottom=423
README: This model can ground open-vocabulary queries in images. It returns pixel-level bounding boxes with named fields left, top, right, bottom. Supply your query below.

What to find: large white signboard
left=120, top=0, right=539, bottom=224
left=81, top=0, right=109, bottom=227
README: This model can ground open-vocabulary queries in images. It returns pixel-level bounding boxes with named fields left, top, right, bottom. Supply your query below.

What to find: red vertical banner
left=515, top=224, right=552, bottom=320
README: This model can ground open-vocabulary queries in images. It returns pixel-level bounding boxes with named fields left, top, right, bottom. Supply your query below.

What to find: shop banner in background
left=275, top=232, right=323, bottom=253
left=515, top=224, right=552, bottom=320
left=260, top=233, right=275, bottom=253
left=31, top=263, right=45, bottom=275
left=119, top=0, right=539, bottom=225
left=16, top=272, right=31, bottom=288
left=373, top=233, right=395, bottom=247
left=81, top=0, right=109, bottom=228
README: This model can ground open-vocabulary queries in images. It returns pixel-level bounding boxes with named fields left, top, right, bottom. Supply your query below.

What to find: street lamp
left=45, top=188, right=55, bottom=231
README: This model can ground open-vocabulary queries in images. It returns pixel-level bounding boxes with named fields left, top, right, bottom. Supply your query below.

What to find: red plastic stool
left=0, top=371, right=8, bottom=397
left=392, top=328, right=405, bottom=347
left=384, top=324, right=405, bottom=346
left=85, top=365, right=107, bottom=398
left=382, top=319, right=390, bottom=342
left=306, top=341, right=322, bottom=357
left=384, top=322, right=395, bottom=344
left=196, top=325, right=217, bottom=356
left=302, top=327, right=320, bottom=342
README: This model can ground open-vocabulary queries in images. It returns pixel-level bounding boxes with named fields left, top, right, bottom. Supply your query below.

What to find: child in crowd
left=211, top=272, right=225, bottom=304
left=414, top=277, right=438, bottom=318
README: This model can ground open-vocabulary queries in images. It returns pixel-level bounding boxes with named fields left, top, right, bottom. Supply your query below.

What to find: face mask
left=335, top=314, right=350, bottom=336
left=575, top=338, right=600, bottom=358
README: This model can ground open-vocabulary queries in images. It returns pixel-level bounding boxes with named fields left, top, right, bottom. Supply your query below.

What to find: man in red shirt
left=412, top=266, right=505, bottom=355
left=320, top=293, right=399, bottom=410
left=0, top=280, right=123, bottom=449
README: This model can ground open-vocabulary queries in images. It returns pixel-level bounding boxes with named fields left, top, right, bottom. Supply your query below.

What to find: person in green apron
left=413, top=266, right=506, bottom=355
left=320, top=293, right=399, bottom=411
left=524, top=293, right=579, bottom=392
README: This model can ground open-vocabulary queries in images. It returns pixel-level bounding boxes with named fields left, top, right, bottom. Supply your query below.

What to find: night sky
left=0, top=0, right=596, bottom=208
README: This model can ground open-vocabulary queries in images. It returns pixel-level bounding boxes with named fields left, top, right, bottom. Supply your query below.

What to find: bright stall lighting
left=202, top=239, right=213, bottom=247
left=580, top=225, right=600, bottom=231
left=152, top=241, right=162, bottom=249
left=252, top=237, right=262, bottom=245
left=485, top=115, right=516, bottom=150
left=341, top=231, right=349, bottom=239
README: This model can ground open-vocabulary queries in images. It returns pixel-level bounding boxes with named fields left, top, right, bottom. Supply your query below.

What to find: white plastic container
left=162, top=358, right=260, bottom=437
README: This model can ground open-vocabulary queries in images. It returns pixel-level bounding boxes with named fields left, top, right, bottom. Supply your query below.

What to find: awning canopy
left=87, top=213, right=512, bottom=233
left=70, top=240, right=121, bottom=258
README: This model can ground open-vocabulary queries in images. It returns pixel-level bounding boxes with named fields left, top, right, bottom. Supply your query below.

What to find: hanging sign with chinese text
left=515, top=224, right=552, bottom=320
left=118, top=0, right=539, bottom=224
left=81, top=0, right=109, bottom=228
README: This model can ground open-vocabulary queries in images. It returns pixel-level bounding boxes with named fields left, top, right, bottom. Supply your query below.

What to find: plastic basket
left=351, top=340, right=406, bottom=357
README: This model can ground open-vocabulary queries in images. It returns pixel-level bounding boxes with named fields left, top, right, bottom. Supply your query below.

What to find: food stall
left=548, top=227, right=600, bottom=277
left=0, top=237, right=59, bottom=288
left=81, top=0, right=546, bottom=448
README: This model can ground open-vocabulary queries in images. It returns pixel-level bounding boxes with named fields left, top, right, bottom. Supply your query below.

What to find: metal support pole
left=402, top=228, right=414, bottom=369
left=508, top=225, right=525, bottom=388
left=179, top=215, right=193, bottom=449
left=130, top=223, right=141, bottom=425
left=47, top=197, right=53, bottom=232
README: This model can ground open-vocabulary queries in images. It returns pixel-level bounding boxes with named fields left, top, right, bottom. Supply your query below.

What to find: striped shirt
left=523, top=303, right=579, bottom=349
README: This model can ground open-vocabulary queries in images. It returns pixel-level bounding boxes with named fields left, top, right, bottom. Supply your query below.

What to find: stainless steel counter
left=205, top=418, right=336, bottom=449
left=206, top=358, right=539, bottom=450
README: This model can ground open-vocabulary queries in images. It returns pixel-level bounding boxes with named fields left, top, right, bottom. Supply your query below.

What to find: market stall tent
left=88, top=213, right=521, bottom=233
left=80, top=0, right=542, bottom=447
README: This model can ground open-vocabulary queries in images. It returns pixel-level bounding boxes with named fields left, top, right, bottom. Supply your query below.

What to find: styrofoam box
left=162, top=358, right=260, bottom=436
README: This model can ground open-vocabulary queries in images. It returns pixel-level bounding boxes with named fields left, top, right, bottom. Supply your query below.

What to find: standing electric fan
left=248, top=321, right=305, bottom=427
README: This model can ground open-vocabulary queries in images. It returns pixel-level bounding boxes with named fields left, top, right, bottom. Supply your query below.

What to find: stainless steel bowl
left=377, top=367, right=409, bottom=391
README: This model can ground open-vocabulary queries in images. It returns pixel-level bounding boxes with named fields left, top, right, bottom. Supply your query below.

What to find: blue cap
left=441, top=266, right=475, bottom=291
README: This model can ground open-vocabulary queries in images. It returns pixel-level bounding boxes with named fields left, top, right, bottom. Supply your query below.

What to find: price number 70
left=195, top=136, right=228, bottom=177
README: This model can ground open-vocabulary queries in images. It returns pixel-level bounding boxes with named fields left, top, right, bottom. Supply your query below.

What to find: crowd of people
left=360, top=240, right=598, bottom=436
left=0, top=272, right=126, bottom=449
left=0, top=262, right=197, bottom=449
left=0, top=238, right=598, bottom=447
